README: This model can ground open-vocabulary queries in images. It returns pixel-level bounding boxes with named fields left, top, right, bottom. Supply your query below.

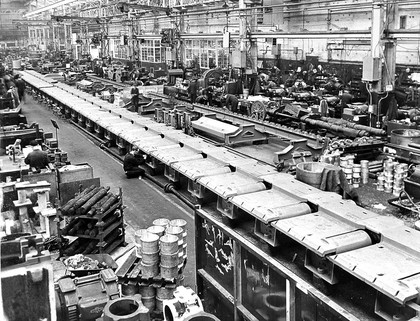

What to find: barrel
left=390, top=129, right=420, bottom=147
left=140, top=261, right=159, bottom=278
left=147, top=225, right=166, bottom=237
left=296, top=162, right=338, bottom=188
left=141, top=250, right=160, bottom=265
left=156, top=287, right=175, bottom=301
left=165, top=226, right=183, bottom=241
left=160, top=264, right=178, bottom=279
left=160, top=234, right=179, bottom=254
left=153, top=218, right=170, bottom=228
left=141, top=296, right=156, bottom=312
left=140, top=232, right=160, bottom=253
left=139, top=286, right=156, bottom=298
left=169, top=219, right=187, bottom=232
left=134, top=229, right=149, bottom=256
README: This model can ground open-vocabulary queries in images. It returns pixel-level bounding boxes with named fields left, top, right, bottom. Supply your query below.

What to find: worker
left=6, top=84, right=19, bottom=108
left=24, top=140, right=49, bottom=172
left=14, top=74, right=25, bottom=103
left=225, top=94, right=239, bottom=113
left=187, top=78, right=198, bottom=103
left=130, top=82, right=140, bottom=112
left=123, top=146, right=145, bottom=179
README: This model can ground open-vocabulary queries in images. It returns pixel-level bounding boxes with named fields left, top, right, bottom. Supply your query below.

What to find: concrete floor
left=21, top=94, right=197, bottom=288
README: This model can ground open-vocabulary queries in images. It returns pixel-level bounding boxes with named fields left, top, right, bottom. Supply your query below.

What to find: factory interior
left=2, top=0, right=420, bottom=320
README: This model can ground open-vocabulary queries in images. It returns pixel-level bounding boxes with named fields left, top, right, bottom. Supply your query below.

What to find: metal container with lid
left=390, top=129, right=420, bottom=147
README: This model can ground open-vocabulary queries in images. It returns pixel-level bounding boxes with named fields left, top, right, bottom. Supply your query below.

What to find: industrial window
left=400, top=15, right=407, bottom=29
left=140, top=39, right=164, bottom=63
left=113, top=39, right=128, bottom=59
left=184, top=38, right=229, bottom=69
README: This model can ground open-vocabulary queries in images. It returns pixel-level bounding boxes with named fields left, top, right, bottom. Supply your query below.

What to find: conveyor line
left=22, top=70, right=420, bottom=315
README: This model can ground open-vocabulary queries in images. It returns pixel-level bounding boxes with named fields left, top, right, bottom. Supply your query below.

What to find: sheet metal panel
left=150, top=145, right=204, bottom=165
left=235, top=162, right=278, bottom=178
left=230, top=187, right=307, bottom=223
left=332, top=226, right=420, bottom=304
left=261, top=173, right=320, bottom=198
left=135, top=136, right=181, bottom=153
left=197, top=172, right=267, bottom=198
left=171, top=158, right=231, bottom=180
left=271, top=211, right=365, bottom=256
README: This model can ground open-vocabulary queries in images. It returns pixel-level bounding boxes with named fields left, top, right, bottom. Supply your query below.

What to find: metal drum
left=296, top=162, right=338, bottom=189
left=390, top=129, right=420, bottom=147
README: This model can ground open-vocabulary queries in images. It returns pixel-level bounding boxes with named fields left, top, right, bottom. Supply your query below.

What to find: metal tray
left=63, top=254, right=118, bottom=276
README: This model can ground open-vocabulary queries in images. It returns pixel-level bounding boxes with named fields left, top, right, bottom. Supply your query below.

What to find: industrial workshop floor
left=20, top=95, right=196, bottom=288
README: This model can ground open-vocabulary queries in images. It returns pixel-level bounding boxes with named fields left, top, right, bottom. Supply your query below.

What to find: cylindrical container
left=361, top=168, right=369, bottom=185
left=161, top=252, right=179, bottom=267
left=139, top=286, right=156, bottom=298
left=160, top=265, right=178, bottom=279
left=347, top=155, right=355, bottom=166
left=141, top=296, right=156, bottom=312
left=390, top=129, right=420, bottom=147
left=384, top=181, right=393, bottom=193
left=296, top=162, right=338, bottom=189
left=135, top=229, right=149, bottom=255
left=342, top=166, right=353, bottom=175
left=352, top=164, right=361, bottom=173
left=339, top=157, right=348, bottom=168
left=393, top=176, right=404, bottom=188
left=182, top=231, right=187, bottom=244
left=383, top=159, right=395, bottom=173
left=178, top=251, right=185, bottom=265
left=393, top=187, right=402, bottom=196
left=160, top=234, right=179, bottom=254
left=155, top=297, right=164, bottom=312
left=141, top=250, right=160, bottom=265
left=166, top=226, right=184, bottom=241
left=170, top=219, right=187, bottom=232
left=141, top=232, right=160, bottom=253
left=153, top=218, right=170, bottom=228
left=156, top=287, right=175, bottom=301
left=360, top=160, right=369, bottom=168
left=147, top=225, right=166, bottom=238
left=353, top=173, right=360, bottom=188
left=121, top=283, right=139, bottom=296
left=141, top=261, right=159, bottom=278
left=377, top=176, right=385, bottom=191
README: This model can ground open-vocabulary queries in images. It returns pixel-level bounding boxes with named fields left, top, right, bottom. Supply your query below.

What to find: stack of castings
left=59, top=185, right=124, bottom=256
left=133, top=218, right=188, bottom=314
left=60, top=185, right=120, bottom=217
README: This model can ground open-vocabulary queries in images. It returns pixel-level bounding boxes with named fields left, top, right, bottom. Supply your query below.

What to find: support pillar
left=13, top=199, right=33, bottom=234
left=370, top=1, right=384, bottom=92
